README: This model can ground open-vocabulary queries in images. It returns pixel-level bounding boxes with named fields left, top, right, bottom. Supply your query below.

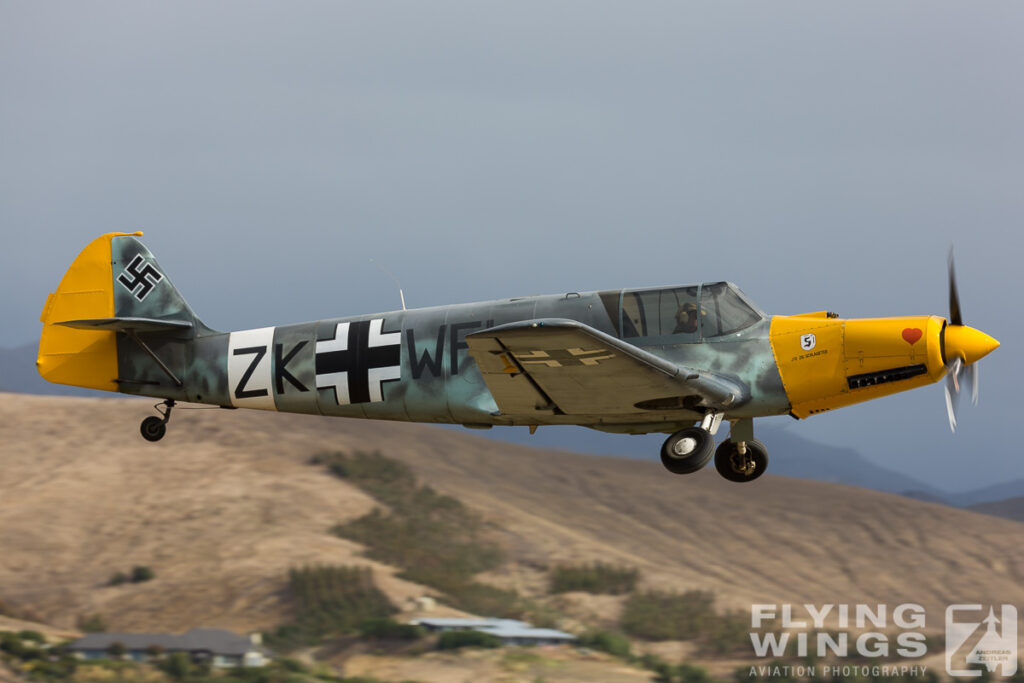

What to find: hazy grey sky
left=2, top=2, right=1021, bottom=489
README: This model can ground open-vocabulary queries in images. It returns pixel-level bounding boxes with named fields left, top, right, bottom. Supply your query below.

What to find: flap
left=466, top=318, right=744, bottom=416
left=55, top=317, right=194, bottom=334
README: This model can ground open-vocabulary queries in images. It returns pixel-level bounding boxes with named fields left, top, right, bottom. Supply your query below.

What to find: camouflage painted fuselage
left=117, top=288, right=789, bottom=435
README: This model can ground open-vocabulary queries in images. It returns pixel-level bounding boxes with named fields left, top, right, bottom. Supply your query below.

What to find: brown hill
left=969, top=496, right=1024, bottom=524
left=0, top=392, right=1021, bottom=636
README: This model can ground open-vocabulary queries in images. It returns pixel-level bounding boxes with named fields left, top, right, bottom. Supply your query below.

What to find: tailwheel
left=140, top=416, right=166, bottom=442
left=660, top=427, right=714, bottom=475
left=140, top=399, right=175, bottom=442
left=714, top=438, right=768, bottom=483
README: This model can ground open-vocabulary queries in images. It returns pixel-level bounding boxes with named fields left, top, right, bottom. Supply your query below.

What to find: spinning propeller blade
left=942, top=249, right=998, bottom=432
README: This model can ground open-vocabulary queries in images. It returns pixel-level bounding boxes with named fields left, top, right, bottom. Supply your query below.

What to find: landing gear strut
left=140, top=399, right=175, bottom=442
left=714, top=438, right=768, bottom=483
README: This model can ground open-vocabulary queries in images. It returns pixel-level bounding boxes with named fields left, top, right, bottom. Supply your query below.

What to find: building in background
left=67, top=628, right=268, bottom=668
left=411, top=617, right=577, bottom=646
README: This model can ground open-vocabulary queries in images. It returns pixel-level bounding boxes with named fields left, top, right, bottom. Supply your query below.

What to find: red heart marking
left=902, top=328, right=923, bottom=345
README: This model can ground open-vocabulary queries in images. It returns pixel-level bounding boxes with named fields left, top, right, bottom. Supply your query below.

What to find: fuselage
left=135, top=284, right=790, bottom=433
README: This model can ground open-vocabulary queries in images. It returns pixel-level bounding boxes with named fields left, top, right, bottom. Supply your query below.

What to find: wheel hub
left=671, top=437, right=699, bottom=457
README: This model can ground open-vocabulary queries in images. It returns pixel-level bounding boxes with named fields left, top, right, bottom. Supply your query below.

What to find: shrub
left=159, top=651, right=193, bottom=680
left=27, top=656, right=78, bottom=679
left=620, top=589, right=717, bottom=641
left=578, top=630, right=632, bottom=659
left=549, top=562, right=638, bottom=595
left=316, top=450, right=417, bottom=503
left=400, top=569, right=523, bottom=619
left=0, top=633, right=44, bottom=662
left=106, top=641, right=126, bottom=658
left=276, top=565, right=396, bottom=647
left=322, top=451, right=517, bottom=616
left=108, top=571, right=129, bottom=586
left=357, top=618, right=423, bottom=641
left=437, top=630, right=502, bottom=650
left=699, top=610, right=752, bottom=655
left=130, top=566, right=155, bottom=583
left=1, top=632, right=26, bottom=657
left=17, top=630, right=44, bottom=643
left=76, top=614, right=108, bottom=633
left=677, top=663, right=714, bottom=683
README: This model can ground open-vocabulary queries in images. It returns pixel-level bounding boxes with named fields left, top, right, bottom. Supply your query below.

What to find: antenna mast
left=369, top=259, right=407, bottom=311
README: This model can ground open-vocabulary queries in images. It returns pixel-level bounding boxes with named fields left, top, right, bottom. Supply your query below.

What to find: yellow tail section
left=37, top=232, right=140, bottom=391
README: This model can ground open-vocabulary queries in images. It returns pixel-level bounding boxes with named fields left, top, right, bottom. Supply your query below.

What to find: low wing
left=465, top=318, right=744, bottom=416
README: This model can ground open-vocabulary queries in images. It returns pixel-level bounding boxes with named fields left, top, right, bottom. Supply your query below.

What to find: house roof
left=412, top=617, right=526, bottom=629
left=68, top=628, right=258, bottom=656
left=411, top=617, right=576, bottom=641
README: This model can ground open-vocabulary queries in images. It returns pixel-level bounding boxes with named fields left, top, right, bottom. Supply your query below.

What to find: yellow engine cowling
left=769, top=314, right=947, bottom=418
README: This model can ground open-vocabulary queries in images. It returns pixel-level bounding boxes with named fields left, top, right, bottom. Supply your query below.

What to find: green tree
left=76, top=614, right=108, bottom=633
left=620, top=589, right=718, bottom=641
left=17, top=630, right=44, bottom=643
left=106, top=641, right=126, bottom=659
left=160, top=651, right=193, bottom=680
left=437, top=630, right=502, bottom=650
left=677, top=663, right=713, bottom=683
left=358, top=618, right=423, bottom=640
left=549, top=562, right=639, bottom=595
left=578, top=630, right=632, bottom=659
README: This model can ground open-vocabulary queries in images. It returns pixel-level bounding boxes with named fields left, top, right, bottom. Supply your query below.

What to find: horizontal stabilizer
left=55, top=317, right=193, bottom=333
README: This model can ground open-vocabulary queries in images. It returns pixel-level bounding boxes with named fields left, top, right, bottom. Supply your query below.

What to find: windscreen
left=700, top=282, right=762, bottom=337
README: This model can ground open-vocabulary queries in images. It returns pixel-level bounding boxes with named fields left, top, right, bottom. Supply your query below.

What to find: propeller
left=943, top=250, right=997, bottom=432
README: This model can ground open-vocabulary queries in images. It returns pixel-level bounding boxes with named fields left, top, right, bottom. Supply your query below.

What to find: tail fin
left=38, top=233, right=209, bottom=392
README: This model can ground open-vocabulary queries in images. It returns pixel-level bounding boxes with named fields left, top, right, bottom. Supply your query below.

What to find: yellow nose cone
left=945, top=324, right=999, bottom=365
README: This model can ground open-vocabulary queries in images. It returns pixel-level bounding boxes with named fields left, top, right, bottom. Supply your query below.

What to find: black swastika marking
left=117, top=255, right=164, bottom=301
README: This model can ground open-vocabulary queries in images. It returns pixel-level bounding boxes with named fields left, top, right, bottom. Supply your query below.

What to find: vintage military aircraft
left=38, top=233, right=999, bottom=482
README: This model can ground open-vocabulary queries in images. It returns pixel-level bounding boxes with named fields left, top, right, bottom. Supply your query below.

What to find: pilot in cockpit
left=673, top=302, right=700, bottom=334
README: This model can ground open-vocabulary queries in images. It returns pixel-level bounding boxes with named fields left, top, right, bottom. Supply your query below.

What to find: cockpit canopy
left=620, top=281, right=764, bottom=340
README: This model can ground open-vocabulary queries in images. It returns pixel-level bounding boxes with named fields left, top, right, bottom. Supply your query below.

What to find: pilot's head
left=676, top=302, right=699, bottom=332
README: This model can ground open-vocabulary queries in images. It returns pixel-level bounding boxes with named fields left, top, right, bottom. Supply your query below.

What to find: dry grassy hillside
left=1, top=393, right=1021, bottom=636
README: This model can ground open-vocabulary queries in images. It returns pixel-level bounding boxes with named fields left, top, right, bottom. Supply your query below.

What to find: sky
left=1, top=2, right=1021, bottom=490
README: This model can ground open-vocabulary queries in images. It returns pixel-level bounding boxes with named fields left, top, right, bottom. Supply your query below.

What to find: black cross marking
left=117, top=255, right=164, bottom=301
left=514, top=348, right=615, bottom=368
left=316, top=320, right=401, bottom=405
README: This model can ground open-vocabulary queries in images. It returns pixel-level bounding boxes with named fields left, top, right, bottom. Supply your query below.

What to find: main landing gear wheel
left=714, top=438, right=768, bottom=483
left=660, top=427, right=715, bottom=475
left=140, top=399, right=175, bottom=442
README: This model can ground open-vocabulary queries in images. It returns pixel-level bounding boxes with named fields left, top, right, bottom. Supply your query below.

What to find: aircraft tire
left=714, top=439, right=768, bottom=482
left=660, top=427, right=714, bottom=474
left=140, top=416, right=167, bottom=442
